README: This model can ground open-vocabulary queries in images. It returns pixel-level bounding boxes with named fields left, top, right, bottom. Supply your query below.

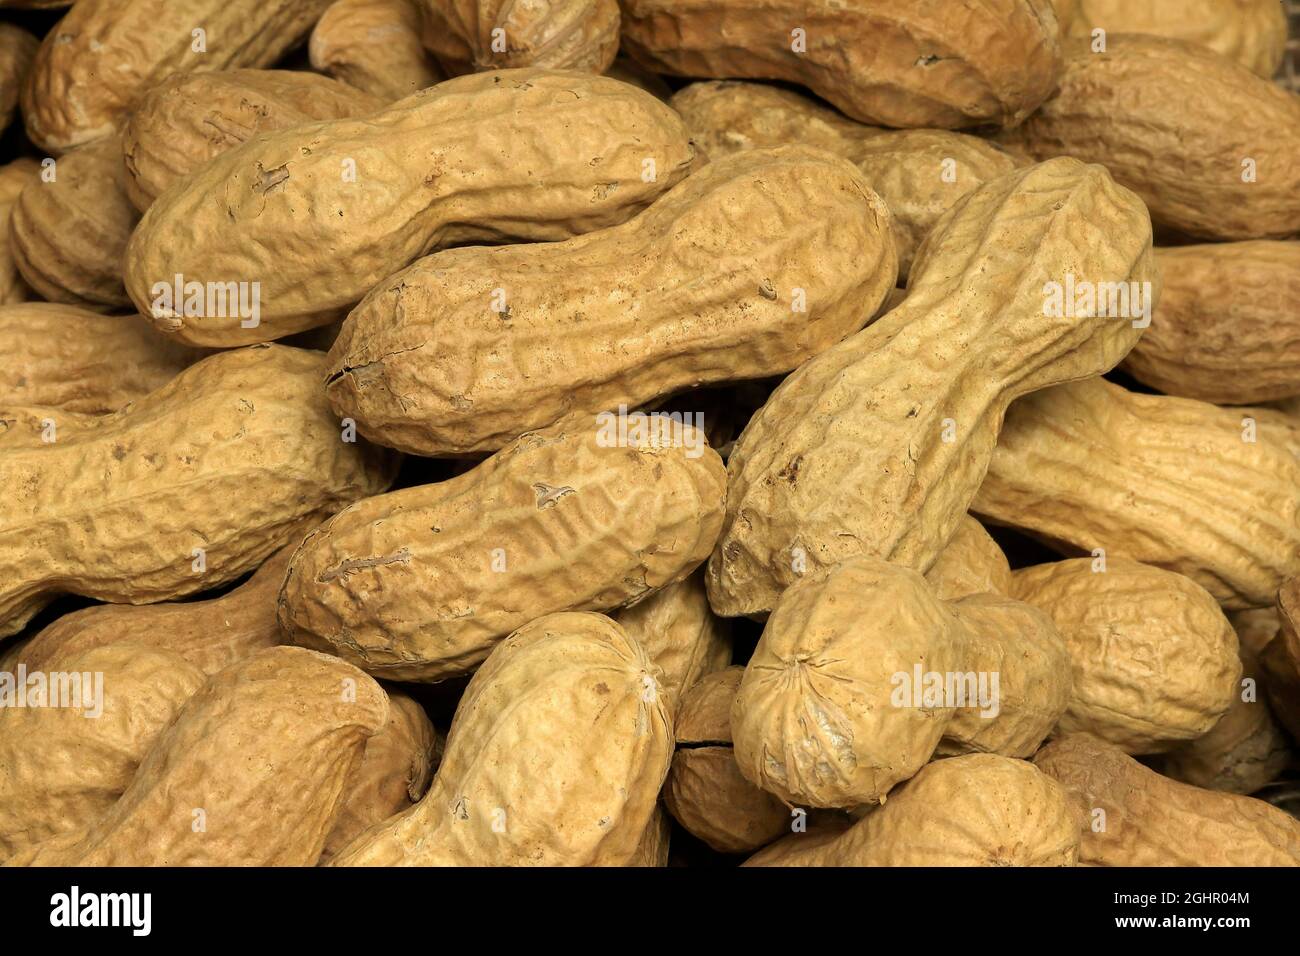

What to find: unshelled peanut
left=0, top=159, right=40, bottom=304
left=311, top=0, right=444, bottom=101
left=324, top=146, right=897, bottom=455
left=418, top=0, right=619, bottom=73
left=124, top=69, right=697, bottom=345
left=923, top=515, right=1014, bottom=601
left=0, top=24, right=35, bottom=134
left=708, top=158, right=1154, bottom=617
left=331, top=612, right=672, bottom=865
left=278, top=422, right=725, bottom=681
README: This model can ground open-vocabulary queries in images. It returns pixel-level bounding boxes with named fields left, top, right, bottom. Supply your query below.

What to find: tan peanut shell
left=0, top=159, right=40, bottom=304
left=311, top=0, right=444, bottom=101
left=707, top=158, right=1155, bottom=618
left=924, top=514, right=1013, bottom=601
left=278, top=422, right=725, bottom=681
left=615, top=568, right=731, bottom=713
left=1158, top=646, right=1294, bottom=794
left=331, top=612, right=672, bottom=866
left=7, top=647, right=388, bottom=867
left=320, top=691, right=440, bottom=862
left=1121, top=242, right=1300, bottom=404
left=1000, top=35, right=1300, bottom=240
left=324, top=146, right=898, bottom=455
left=671, top=81, right=1020, bottom=273
left=124, top=68, right=698, bottom=345
left=745, top=755, right=1081, bottom=867
left=0, top=345, right=396, bottom=638
left=1067, top=0, right=1288, bottom=77
left=1035, top=733, right=1300, bottom=866
left=663, top=667, right=789, bottom=854
left=0, top=644, right=207, bottom=862
left=0, top=303, right=205, bottom=413
left=619, top=0, right=1062, bottom=129
left=1268, top=577, right=1300, bottom=740
left=628, top=806, right=672, bottom=866
left=732, top=557, right=1070, bottom=808
left=12, top=547, right=294, bottom=678
left=418, top=0, right=619, bottom=74
left=1010, top=558, right=1240, bottom=753
left=10, top=134, right=138, bottom=310
left=21, top=0, right=335, bottom=153
left=974, top=377, right=1300, bottom=610
left=0, top=23, right=36, bottom=134
left=122, top=69, right=382, bottom=213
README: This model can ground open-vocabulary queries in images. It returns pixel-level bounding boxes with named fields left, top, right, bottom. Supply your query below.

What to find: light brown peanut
left=0, top=345, right=396, bottom=638
left=278, top=422, right=725, bottom=681
left=923, top=514, right=1013, bottom=601
left=124, top=69, right=698, bottom=345
left=1035, top=733, right=1300, bottom=866
left=707, top=157, right=1155, bottom=618
left=974, top=377, right=1300, bottom=610
left=323, top=145, right=898, bottom=455
left=310, top=0, right=444, bottom=101
left=418, top=0, right=619, bottom=74
left=731, top=557, right=1070, bottom=808
left=0, top=158, right=40, bottom=304
left=0, top=23, right=36, bottom=134
left=331, top=612, right=673, bottom=866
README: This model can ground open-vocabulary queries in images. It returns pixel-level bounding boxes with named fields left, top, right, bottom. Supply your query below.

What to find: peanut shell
left=311, top=0, right=444, bottom=101
left=418, top=0, right=620, bottom=73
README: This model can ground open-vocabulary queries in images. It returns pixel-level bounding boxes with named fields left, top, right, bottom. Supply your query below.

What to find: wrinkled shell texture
left=1068, top=0, right=1288, bottom=76
left=1035, top=734, right=1300, bottom=866
left=745, top=755, right=1082, bottom=866
left=0, top=23, right=36, bottom=133
left=21, top=0, right=335, bottom=152
left=8, top=647, right=388, bottom=867
left=0, top=158, right=37, bottom=304
left=332, top=613, right=672, bottom=865
left=125, top=69, right=697, bottom=344
left=419, top=0, right=620, bottom=73
left=122, top=69, right=381, bottom=212
left=311, top=0, right=444, bottom=101
left=0, top=303, right=204, bottom=413
left=975, top=377, right=1300, bottom=610
left=708, top=157, right=1154, bottom=617
left=620, top=0, right=1063, bottom=128
left=0, top=644, right=207, bottom=862
left=325, top=146, right=898, bottom=455
left=0, top=345, right=395, bottom=637
left=279, top=424, right=726, bottom=681
left=10, top=134, right=138, bottom=310
left=1122, top=242, right=1300, bottom=404
left=731, top=557, right=1068, bottom=808
left=671, top=81, right=1020, bottom=272
left=1010, top=558, right=1241, bottom=752
left=1002, top=35, right=1300, bottom=239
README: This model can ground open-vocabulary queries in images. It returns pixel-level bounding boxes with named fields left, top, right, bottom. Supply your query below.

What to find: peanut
left=615, top=568, right=731, bottom=714
left=707, top=158, right=1154, bottom=617
left=278, top=422, right=725, bottom=681
left=0, top=158, right=40, bottom=304
left=418, top=0, right=620, bottom=73
left=744, top=754, right=1081, bottom=867
left=974, top=377, right=1300, bottom=610
left=311, top=0, right=444, bottom=101
left=663, top=666, right=789, bottom=854
left=0, top=303, right=205, bottom=413
left=331, top=612, right=672, bottom=866
left=1034, top=733, right=1300, bottom=866
left=0, top=345, right=396, bottom=638
left=320, top=690, right=441, bottom=862
left=1066, top=0, right=1288, bottom=77
left=21, top=0, right=334, bottom=152
left=671, top=81, right=1021, bottom=274
left=0, top=23, right=36, bottom=134
left=6, top=646, right=388, bottom=867
left=1009, top=558, right=1240, bottom=753
left=323, top=146, right=898, bottom=455
left=731, top=557, right=1070, bottom=808
left=9, top=133, right=138, bottom=310
left=1000, top=35, right=1300, bottom=240
left=11, top=547, right=294, bottom=677
left=124, top=69, right=698, bottom=345
left=923, top=514, right=1014, bottom=601
left=1121, top=242, right=1300, bottom=404
left=619, top=0, right=1063, bottom=129
left=0, top=644, right=208, bottom=861
left=122, top=69, right=382, bottom=213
